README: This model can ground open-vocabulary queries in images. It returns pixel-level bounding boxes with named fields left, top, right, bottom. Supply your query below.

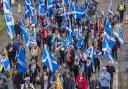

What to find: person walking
left=99, top=67, right=111, bottom=89
left=118, top=1, right=126, bottom=22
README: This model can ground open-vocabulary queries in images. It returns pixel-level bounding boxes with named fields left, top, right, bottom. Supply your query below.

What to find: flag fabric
left=38, top=0, right=46, bottom=16
left=17, top=46, right=28, bottom=75
left=24, top=4, right=30, bottom=19
left=64, top=0, right=72, bottom=5
left=104, top=19, right=112, bottom=37
left=47, top=0, right=53, bottom=9
left=25, top=0, right=35, bottom=16
left=20, top=20, right=29, bottom=47
left=71, top=3, right=84, bottom=19
left=77, top=39, right=84, bottom=48
left=108, top=0, right=113, bottom=15
left=114, top=26, right=125, bottom=46
left=67, top=35, right=73, bottom=46
left=94, top=50, right=103, bottom=62
left=1, top=57, right=10, bottom=71
left=4, top=13, right=14, bottom=39
left=105, top=50, right=114, bottom=63
left=42, top=46, right=58, bottom=72
left=102, top=36, right=114, bottom=63
left=3, top=0, right=12, bottom=14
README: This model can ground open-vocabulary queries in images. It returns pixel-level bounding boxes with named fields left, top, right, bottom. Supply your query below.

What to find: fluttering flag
left=38, top=0, right=46, bottom=16
left=42, top=45, right=58, bottom=72
left=4, top=13, right=14, bottom=39
left=102, top=36, right=114, bottom=63
left=1, top=57, right=10, bottom=71
left=114, top=26, right=125, bottom=46
left=20, top=20, right=29, bottom=47
left=108, top=0, right=113, bottom=15
left=47, top=0, right=53, bottom=9
left=17, top=46, right=28, bottom=75
left=25, top=0, right=35, bottom=16
left=3, top=0, right=12, bottom=14
left=77, top=38, right=84, bottom=48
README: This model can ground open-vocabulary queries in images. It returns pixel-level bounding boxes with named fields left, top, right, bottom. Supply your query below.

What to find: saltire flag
left=64, top=0, right=72, bottom=5
left=20, top=20, right=29, bottom=47
left=71, top=2, right=84, bottom=19
left=108, top=0, right=113, bottom=15
left=77, top=38, right=84, bottom=48
left=3, top=0, right=12, bottom=14
left=105, top=50, right=114, bottom=63
left=114, top=26, right=125, bottom=46
left=102, top=36, right=114, bottom=63
left=24, top=4, right=31, bottom=19
left=25, top=0, right=35, bottom=16
left=67, top=35, right=73, bottom=46
left=94, top=50, right=103, bottom=62
left=104, top=19, right=112, bottom=37
left=42, top=45, right=58, bottom=72
left=4, top=13, right=14, bottom=39
left=82, top=46, right=94, bottom=61
left=17, top=46, right=28, bottom=75
left=1, top=57, right=10, bottom=71
left=47, top=0, right=53, bottom=9
left=38, top=0, right=46, bottom=16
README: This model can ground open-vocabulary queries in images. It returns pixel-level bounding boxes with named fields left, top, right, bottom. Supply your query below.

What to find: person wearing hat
left=99, top=67, right=111, bottom=89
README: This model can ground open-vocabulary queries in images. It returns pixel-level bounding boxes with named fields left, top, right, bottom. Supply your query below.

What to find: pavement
left=0, top=0, right=128, bottom=89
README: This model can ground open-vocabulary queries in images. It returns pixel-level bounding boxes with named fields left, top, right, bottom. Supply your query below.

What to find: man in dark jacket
left=14, top=21, right=22, bottom=37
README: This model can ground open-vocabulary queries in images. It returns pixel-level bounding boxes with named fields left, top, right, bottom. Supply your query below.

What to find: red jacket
left=40, top=29, right=49, bottom=39
left=75, top=75, right=88, bottom=89
left=39, top=16, right=44, bottom=23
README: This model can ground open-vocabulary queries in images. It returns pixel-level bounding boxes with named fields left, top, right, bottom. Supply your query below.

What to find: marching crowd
left=0, top=0, right=127, bottom=89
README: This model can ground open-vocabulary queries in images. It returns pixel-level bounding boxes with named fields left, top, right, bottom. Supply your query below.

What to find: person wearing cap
left=99, top=67, right=111, bottom=89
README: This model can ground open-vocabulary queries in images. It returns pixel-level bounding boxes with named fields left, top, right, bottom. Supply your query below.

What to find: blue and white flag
left=3, top=0, right=12, bottom=14
left=104, top=19, right=112, bottom=37
left=102, top=36, right=114, bottom=63
left=77, top=39, right=84, bottom=48
left=4, top=13, right=14, bottom=39
left=108, top=0, right=113, bottom=15
left=20, top=20, right=29, bottom=47
left=17, top=46, right=28, bottom=75
left=1, top=57, right=10, bottom=71
left=38, top=0, right=46, bottom=16
left=67, top=35, right=73, bottom=46
left=47, top=0, right=53, bottom=9
left=25, top=0, right=35, bottom=16
left=105, top=50, right=114, bottom=63
left=24, top=4, right=30, bottom=19
left=114, top=26, right=125, bottom=46
left=64, top=0, right=72, bottom=5
left=42, top=46, right=58, bottom=72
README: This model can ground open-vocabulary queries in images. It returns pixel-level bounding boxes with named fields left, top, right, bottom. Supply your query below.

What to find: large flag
left=42, top=46, right=58, bottom=72
left=1, top=57, right=10, bottom=71
left=20, top=20, right=29, bottom=46
left=4, top=13, right=14, bottom=39
left=17, top=46, right=28, bottom=75
left=114, top=26, right=125, bottom=46
left=105, top=50, right=114, bottom=63
left=3, top=0, right=12, bottom=14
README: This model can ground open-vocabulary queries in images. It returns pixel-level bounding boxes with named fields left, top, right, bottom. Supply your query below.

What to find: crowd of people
left=0, top=0, right=127, bottom=89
